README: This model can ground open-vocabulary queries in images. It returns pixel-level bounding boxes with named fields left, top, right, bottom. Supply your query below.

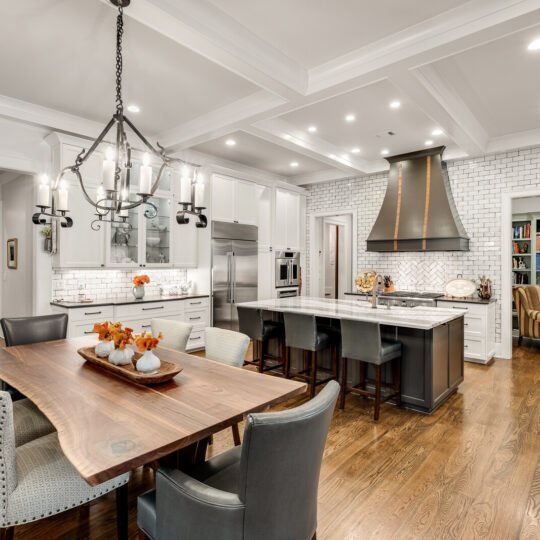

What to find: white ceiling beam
left=486, top=128, right=540, bottom=155
left=246, top=118, right=377, bottom=174
left=308, top=0, right=540, bottom=94
left=289, top=169, right=358, bottom=187
left=157, top=91, right=287, bottom=150
left=390, top=66, right=489, bottom=156
left=0, top=94, right=103, bottom=139
left=113, top=0, right=307, bottom=99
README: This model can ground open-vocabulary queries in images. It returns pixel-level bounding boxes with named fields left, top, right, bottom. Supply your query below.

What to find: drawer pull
left=189, top=301, right=202, bottom=305
left=142, top=306, right=164, bottom=311
left=464, top=323, right=469, bottom=326
left=190, top=336, right=201, bottom=340
left=189, top=316, right=201, bottom=321
left=452, top=306, right=466, bottom=310
left=464, top=344, right=469, bottom=348
left=84, top=331, right=94, bottom=335
left=84, top=311, right=102, bottom=316
left=141, top=324, right=151, bottom=328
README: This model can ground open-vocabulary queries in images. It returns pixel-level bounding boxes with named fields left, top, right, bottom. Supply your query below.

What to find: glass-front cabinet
left=105, top=193, right=173, bottom=268
left=144, top=196, right=172, bottom=266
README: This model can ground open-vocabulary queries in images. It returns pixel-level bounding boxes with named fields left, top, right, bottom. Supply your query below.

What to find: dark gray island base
left=237, top=297, right=465, bottom=414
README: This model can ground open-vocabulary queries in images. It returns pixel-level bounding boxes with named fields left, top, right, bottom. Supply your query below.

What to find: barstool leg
left=331, top=345, right=338, bottom=381
left=258, top=340, right=264, bottom=373
left=359, top=361, right=365, bottom=389
left=285, top=347, right=291, bottom=378
left=339, top=357, right=347, bottom=410
left=374, top=365, right=382, bottom=422
left=394, top=357, right=401, bottom=407
left=310, top=351, right=317, bottom=398
left=280, top=336, right=287, bottom=375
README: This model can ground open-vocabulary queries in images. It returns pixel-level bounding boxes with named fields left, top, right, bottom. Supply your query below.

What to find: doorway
left=309, top=210, right=357, bottom=299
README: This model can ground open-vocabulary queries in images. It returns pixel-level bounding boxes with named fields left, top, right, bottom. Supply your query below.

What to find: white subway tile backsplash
left=51, top=268, right=188, bottom=302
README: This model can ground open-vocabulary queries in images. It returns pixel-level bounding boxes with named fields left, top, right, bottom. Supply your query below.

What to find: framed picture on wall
left=7, top=238, right=17, bottom=269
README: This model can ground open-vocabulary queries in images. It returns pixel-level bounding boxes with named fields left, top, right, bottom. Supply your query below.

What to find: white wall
left=2, top=175, right=34, bottom=318
left=305, top=147, right=540, bottom=347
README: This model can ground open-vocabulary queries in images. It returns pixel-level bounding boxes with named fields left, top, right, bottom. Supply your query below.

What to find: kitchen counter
left=238, top=297, right=464, bottom=414
left=51, top=294, right=208, bottom=309
left=238, top=297, right=464, bottom=330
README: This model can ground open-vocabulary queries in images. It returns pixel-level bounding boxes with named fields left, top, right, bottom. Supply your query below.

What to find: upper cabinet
left=211, top=175, right=257, bottom=226
left=274, top=189, right=305, bottom=251
left=256, top=184, right=272, bottom=248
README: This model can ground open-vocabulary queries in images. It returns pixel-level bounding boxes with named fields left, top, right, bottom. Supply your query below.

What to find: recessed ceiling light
left=390, top=101, right=401, bottom=109
left=127, top=104, right=140, bottom=113
left=381, top=149, right=389, bottom=156
left=432, top=128, right=443, bottom=136
left=290, top=161, right=299, bottom=168
left=528, top=38, right=540, bottom=50
left=225, top=139, right=236, bottom=147
left=341, top=154, right=350, bottom=160
left=329, top=154, right=337, bottom=160
left=351, top=147, right=360, bottom=154
left=425, top=140, right=434, bottom=146
left=345, top=114, right=356, bottom=123
left=307, top=126, right=317, bottom=133
left=283, top=134, right=292, bottom=140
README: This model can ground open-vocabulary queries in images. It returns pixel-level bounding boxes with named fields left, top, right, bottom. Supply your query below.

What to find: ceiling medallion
left=33, top=0, right=207, bottom=230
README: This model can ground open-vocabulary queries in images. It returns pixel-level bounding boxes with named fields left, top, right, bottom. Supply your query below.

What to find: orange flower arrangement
left=135, top=331, right=163, bottom=352
left=92, top=321, right=122, bottom=341
left=110, top=326, right=134, bottom=350
left=133, top=275, right=150, bottom=287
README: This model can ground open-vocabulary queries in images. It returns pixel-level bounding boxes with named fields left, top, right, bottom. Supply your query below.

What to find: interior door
left=212, top=239, right=233, bottom=329
left=231, top=240, right=258, bottom=331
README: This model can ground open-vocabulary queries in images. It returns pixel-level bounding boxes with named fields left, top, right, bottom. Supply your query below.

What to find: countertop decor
left=355, top=270, right=377, bottom=292
left=444, top=278, right=476, bottom=298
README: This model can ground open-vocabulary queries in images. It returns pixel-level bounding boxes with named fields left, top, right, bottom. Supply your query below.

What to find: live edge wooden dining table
left=0, top=336, right=306, bottom=487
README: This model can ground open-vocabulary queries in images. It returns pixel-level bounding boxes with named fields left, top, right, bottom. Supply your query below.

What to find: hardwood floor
left=10, top=339, right=540, bottom=539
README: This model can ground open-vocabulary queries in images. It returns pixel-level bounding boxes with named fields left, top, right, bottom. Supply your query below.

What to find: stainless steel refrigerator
left=212, top=221, right=258, bottom=331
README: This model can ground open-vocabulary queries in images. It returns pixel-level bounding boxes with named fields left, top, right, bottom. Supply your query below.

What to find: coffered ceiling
left=2, top=0, right=540, bottom=184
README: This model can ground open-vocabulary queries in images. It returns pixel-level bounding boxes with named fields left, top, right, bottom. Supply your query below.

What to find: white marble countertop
left=237, top=297, right=465, bottom=330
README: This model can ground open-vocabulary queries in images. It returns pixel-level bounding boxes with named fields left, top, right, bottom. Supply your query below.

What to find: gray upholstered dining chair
left=283, top=312, right=339, bottom=398
left=339, top=319, right=402, bottom=422
left=137, top=380, right=340, bottom=540
left=1, top=314, right=68, bottom=446
left=151, top=319, right=193, bottom=353
left=204, top=327, right=250, bottom=445
left=0, top=391, right=130, bottom=540
left=237, top=306, right=285, bottom=373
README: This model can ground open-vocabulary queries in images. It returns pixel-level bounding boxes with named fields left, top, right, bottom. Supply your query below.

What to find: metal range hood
left=367, top=146, right=469, bottom=252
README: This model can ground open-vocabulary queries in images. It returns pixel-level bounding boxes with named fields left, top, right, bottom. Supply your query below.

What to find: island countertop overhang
left=237, top=297, right=465, bottom=330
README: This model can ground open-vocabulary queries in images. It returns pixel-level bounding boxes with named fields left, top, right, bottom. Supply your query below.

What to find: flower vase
left=133, top=284, right=145, bottom=300
left=95, top=340, right=114, bottom=358
left=109, top=348, right=134, bottom=366
left=136, top=349, right=161, bottom=374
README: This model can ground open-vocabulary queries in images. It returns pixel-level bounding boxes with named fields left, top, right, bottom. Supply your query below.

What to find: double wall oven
left=275, top=251, right=300, bottom=288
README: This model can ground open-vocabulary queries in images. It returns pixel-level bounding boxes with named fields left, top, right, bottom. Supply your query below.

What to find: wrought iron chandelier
left=33, top=0, right=207, bottom=230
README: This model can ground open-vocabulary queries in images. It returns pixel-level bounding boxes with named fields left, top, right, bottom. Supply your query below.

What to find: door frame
left=501, top=188, right=540, bottom=359
left=309, top=209, right=357, bottom=298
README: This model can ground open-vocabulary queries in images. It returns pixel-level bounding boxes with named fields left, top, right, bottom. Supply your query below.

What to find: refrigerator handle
left=226, top=252, right=233, bottom=303
left=287, top=260, right=293, bottom=286
left=232, top=252, right=237, bottom=303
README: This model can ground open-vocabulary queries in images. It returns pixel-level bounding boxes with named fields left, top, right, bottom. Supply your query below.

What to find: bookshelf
left=512, top=213, right=540, bottom=336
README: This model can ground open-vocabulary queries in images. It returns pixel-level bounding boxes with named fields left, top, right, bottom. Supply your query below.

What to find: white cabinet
left=274, top=189, right=304, bottom=250
left=256, top=185, right=272, bottom=248
left=171, top=209, right=198, bottom=268
left=53, top=182, right=105, bottom=268
left=436, top=299, right=496, bottom=364
left=258, top=247, right=274, bottom=300
left=211, top=175, right=257, bottom=225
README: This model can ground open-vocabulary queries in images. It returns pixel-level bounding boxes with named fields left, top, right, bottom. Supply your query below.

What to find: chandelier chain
left=115, top=6, right=124, bottom=114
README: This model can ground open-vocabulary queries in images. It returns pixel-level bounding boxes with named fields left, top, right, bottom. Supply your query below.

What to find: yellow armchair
left=514, top=285, right=540, bottom=344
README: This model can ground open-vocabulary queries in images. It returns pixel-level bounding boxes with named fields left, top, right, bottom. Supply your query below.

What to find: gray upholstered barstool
left=339, top=319, right=402, bottom=422
left=283, top=312, right=339, bottom=398
left=238, top=306, right=286, bottom=373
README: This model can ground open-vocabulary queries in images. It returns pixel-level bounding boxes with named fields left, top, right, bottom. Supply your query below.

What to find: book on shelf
left=513, top=272, right=530, bottom=285
left=513, top=224, right=531, bottom=239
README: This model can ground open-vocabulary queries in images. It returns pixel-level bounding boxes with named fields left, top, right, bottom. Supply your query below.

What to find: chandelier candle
left=102, top=147, right=116, bottom=191
left=57, top=181, right=69, bottom=212
left=37, top=175, right=50, bottom=207
left=139, top=153, right=152, bottom=195
left=180, top=165, right=192, bottom=204
left=194, top=180, right=205, bottom=208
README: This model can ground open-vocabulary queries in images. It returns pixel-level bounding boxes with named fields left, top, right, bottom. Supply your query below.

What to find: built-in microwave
left=275, top=251, right=300, bottom=288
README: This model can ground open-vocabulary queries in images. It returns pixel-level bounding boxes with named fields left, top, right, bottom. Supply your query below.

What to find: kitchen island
left=238, top=297, right=465, bottom=414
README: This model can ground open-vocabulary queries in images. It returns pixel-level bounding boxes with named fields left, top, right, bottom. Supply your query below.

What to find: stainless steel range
left=345, top=290, right=443, bottom=307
